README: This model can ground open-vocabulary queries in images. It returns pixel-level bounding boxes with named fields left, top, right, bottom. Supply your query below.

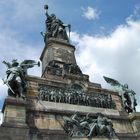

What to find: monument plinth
left=40, top=38, right=77, bottom=78
left=2, top=97, right=27, bottom=126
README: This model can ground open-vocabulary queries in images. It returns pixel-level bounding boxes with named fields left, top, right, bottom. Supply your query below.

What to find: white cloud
left=136, top=104, right=140, bottom=112
left=0, top=80, right=7, bottom=99
left=0, top=28, right=42, bottom=100
left=127, top=3, right=140, bottom=21
left=82, top=6, right=100, bottom=20
left=71, top=19, right=140, bottom=112
left=0, top=0, right=43, bottom=22
left=0, top=0, right=45, bottom=100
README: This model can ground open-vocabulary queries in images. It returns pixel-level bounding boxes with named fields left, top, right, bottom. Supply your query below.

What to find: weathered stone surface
left=129, top=112, right=140, bottom=132
left=35, top=115, right=63, bottom=130
left=111, top=94, right=123, bottom=111
left=113, top=120, right=134, bottom=133
left=40, top=38, right=76, bottom=74
left=2, top=98, right=27, bottom=127
left=36, top=101, right=120, bottom=116
left=0, top=126, right=29, bottom=140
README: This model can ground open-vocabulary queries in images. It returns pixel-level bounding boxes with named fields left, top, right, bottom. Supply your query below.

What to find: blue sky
left=0, top=0, right=140, bottom=113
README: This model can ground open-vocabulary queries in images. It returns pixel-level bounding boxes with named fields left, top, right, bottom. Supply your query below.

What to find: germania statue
left=41, top=4, right=71, bottom=42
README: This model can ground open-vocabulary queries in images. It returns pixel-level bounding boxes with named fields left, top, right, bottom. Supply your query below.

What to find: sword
left=68, top=24, right=71, bottom=41
left=2, top=79, right=16, bottom=95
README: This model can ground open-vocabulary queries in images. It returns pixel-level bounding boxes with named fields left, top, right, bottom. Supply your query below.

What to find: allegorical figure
left=41, top=5, right=70, bottom=42
left=103, top=76, right=137, bottom=113
left=87, top=113, right=115, bottom=138
left=63, top=112, right=115, bottom=138
left=3, top=59, right=40, bottom=99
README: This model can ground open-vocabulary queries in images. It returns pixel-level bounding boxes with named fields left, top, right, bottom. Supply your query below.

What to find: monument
left=0, top=4, right=140, bottom=140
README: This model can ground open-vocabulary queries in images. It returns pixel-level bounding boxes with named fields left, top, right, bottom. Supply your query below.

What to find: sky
left=0, top=0, right=140, bottom=117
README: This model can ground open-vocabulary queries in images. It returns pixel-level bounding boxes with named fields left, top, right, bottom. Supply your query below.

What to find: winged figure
left=103, top=76, right=137, bottom=113
left=3, top=59, right=40, bottom=99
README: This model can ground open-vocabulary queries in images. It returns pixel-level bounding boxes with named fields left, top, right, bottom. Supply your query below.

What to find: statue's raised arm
left=44, top=5, right=49, bottom=18
left=3, top=60, right=12, bottom=68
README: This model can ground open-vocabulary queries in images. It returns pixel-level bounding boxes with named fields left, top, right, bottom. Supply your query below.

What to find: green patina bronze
left=63, top=112, right=116, bottom=138
left=103, top=76, right=137, bottom=113
left=41, top=5, right=70, bottom=42
left=3, top=59, right=40, bottom=99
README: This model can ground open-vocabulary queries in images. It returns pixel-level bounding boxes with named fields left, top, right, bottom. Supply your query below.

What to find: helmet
left=124, top=83, right=128, bottom=89
left=12, top=59, right=19, bottom=66
left=50, top=14, right=56, bottom=18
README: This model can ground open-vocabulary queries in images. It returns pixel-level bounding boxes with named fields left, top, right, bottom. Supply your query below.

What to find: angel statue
left=103, top=76, right=137, bottom=113
left=3, top=59, right=40, bottom=99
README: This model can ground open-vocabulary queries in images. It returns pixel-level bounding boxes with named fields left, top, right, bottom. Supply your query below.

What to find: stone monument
left=0, top=4, right=140, bottom=140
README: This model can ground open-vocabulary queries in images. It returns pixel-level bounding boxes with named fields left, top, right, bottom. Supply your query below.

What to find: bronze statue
left=63, top=112, right=116, bottom=138
left=41, top=5, right=70, bottom=42
left=87, top=113, right=115, bottom=138
left=3, top=59, right=40, bottom=99
left=38, top=84, right=116, bottom=109
left=103, top=76, right=137, bottom=113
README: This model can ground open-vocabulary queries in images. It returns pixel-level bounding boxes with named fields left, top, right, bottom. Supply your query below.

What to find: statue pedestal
left=40, top=38, right=76, bottom=77
left=2, top=97, right=27, bottom=127
left=129, top=112, right=140, bottom=132
left=0, top=97, right=29, bottom=140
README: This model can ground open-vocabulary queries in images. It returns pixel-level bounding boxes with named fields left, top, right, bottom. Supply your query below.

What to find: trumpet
left=21, top=61, right=40, bottom=67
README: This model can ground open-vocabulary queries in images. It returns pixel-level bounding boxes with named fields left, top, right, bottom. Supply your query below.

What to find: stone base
left=40, top=38, right=76, bottom=75
left=2, top=97, right=27, bottom=127
left=36, top=101, right=120, bottom=116
left=0, top=125, right=29, bottom=140
left=1, top=97, right=140, bottom=140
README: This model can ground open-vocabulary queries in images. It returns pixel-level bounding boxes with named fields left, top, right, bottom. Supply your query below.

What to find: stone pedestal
left=2, top=97, right=27, bottom=127
left=129, top=113, right=140, bottom=131
left=0, top=97, right=29, bottom=140
left=40, top=38, right=76, bottom=76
